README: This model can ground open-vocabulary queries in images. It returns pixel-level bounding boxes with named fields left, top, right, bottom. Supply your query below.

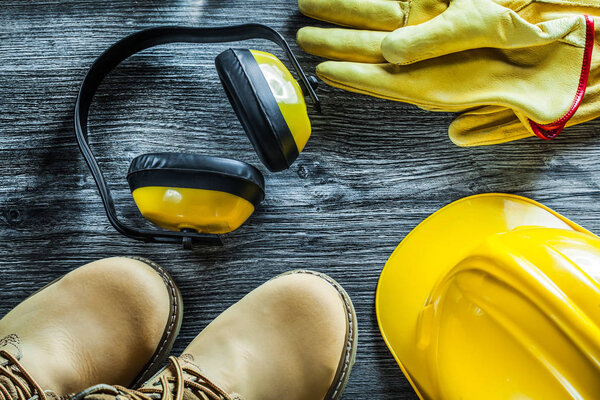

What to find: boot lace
left=113, top=356, right=232, bottom=400
left=0, top=350, right=48, bottom=400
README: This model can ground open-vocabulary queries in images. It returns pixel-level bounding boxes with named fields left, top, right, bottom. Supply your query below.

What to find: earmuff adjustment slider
left=181, top=229, right=197, bottom=250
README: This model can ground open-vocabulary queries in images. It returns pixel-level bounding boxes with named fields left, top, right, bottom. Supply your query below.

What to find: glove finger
left=382, top=0, right=587, bottom=65
left=297, top=27, right=387, bottom=62
left=298, top=0, right=407, bottom=31
left=315, top=58, right=536, bottom=147
left=449, top=106, right=533, bottom=147
left=316, top=42, right=583, bottom=122
left=315, top=60, right=471, bottom=110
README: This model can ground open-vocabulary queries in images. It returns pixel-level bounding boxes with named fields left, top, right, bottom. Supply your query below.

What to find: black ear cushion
left=215, top=48, right=299, bottom=172
left=127, top=153, right=265, bottom=206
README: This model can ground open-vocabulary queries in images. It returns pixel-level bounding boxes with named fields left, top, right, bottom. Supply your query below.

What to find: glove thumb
left=449, top=106, right=532, bottom=146
left=382, top=0, right=587, bottom=65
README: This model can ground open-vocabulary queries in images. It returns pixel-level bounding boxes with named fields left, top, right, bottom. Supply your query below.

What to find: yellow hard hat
left=376, top=193, right=600, bottom=400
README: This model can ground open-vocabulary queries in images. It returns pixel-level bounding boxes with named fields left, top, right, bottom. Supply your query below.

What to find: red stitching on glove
left=529, top=15, right=595, bottom=140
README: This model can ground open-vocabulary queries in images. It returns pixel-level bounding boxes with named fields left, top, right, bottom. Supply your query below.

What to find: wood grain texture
left=1, top=1, right=600, bottom=398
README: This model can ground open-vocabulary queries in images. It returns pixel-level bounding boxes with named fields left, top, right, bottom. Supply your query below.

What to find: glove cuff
left=529, top=15, right=595, bottom=140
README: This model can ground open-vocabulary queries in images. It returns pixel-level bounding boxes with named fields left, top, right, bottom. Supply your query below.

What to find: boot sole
left=278, top=270, right=358, bottom=400
left=126, top=257, right=184, bottom=388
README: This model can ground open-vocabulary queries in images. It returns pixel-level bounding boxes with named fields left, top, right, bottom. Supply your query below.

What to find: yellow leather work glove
left=448, top=92, right=600, bottom=146
left=297, top=0, right=600, bottom=146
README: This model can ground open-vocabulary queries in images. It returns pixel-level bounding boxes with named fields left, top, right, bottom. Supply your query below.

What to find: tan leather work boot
left=0, top=257, right=182, bottom=399
left=75, top=270, right=357, bottom=400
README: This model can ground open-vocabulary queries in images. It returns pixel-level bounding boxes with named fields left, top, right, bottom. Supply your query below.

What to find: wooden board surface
left=2, top=1, right=600, bottom=398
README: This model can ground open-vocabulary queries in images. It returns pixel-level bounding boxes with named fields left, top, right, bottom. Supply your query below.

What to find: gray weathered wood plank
left=2, top=1, right=600, bottom=399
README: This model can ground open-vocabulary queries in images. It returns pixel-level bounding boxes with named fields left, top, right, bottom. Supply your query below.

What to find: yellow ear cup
left=250, top=50, right=311, bottom=152
left=127, top=153, right=265, bottom=235
left=131, top=186, right=255, bottom=234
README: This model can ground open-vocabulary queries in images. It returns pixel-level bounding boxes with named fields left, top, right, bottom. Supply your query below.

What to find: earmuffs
left=74, top=24, right=320, bottom=248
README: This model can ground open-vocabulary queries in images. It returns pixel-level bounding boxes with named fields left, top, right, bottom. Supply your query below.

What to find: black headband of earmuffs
left=74, top=24, right=320, bottom=248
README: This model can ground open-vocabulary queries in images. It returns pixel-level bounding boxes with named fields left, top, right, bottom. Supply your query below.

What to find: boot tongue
left=140, top=355, right=243, bottom=400
left=139, top=355, right=198, bottom=389
left=74, top=356, right=243, bottom=400
left=0, top=334, right=22, bottom=366
left=72, top=386, right=124, bottom=400
left=0, top=334, right=26, bottom=400
left=0, top=375, right=20, bottom=400
left=0, top=334, right=59, bottom=400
